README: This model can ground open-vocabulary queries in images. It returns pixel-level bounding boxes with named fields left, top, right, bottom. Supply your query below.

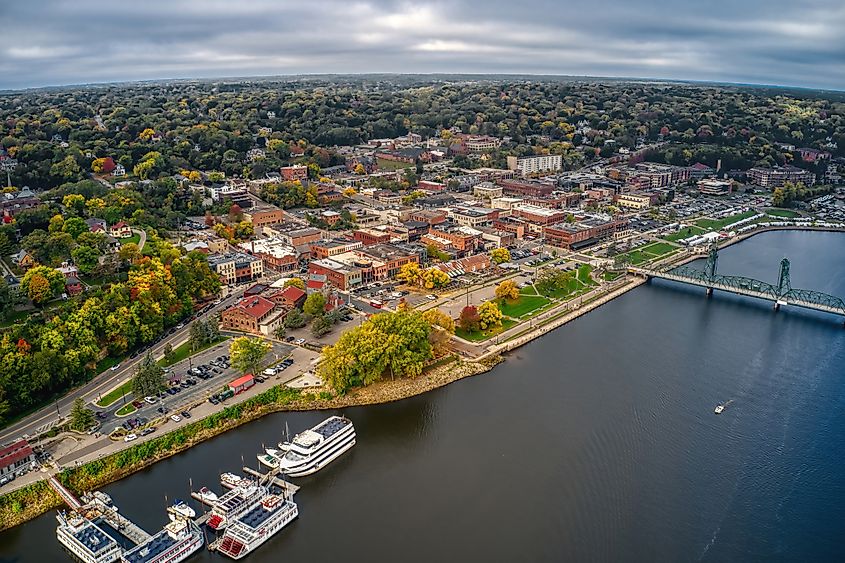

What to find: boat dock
left=242, top=466, right=300, bottom=496
left=89, top=499, right=152, bottom=546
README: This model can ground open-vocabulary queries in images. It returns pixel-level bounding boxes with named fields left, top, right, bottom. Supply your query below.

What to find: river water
left=2, top=230, right=844, bottom=562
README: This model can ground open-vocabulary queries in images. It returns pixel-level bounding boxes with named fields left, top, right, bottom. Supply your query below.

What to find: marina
left=50, top=416, right=341, bottom=561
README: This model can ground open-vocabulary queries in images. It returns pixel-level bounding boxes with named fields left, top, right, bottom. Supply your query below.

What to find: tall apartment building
left=506, top=154, right=562, bottom=176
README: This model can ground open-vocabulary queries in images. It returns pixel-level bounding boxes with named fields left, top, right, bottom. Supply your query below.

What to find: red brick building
left=353, top=228, right=391, bottom=246
left=221, top=296, right=284, bottom=335
left=497, top=179, right=554, bottom=198
left=281, top=165, right=308, bottom=181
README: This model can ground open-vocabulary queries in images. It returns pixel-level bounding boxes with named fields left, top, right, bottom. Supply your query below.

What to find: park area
left=618, top=241, right=678, bottom=265
left=455, top=318, right=517, bottom=342
left=663, top=225, right=707, bottom=242
left=765, top=208, right=800, bottom=218
left=695, top=210, right=757, bottom=231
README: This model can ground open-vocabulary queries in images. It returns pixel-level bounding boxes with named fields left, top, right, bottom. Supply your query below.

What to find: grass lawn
left=158, top=336, right=228, bottom=368
left=618, top=242, right=677, bottom=265
left=663, top=225, right=707, bottom=242
left=519, top=285, right=539, bottom=296
left=0, top=309, right=31, bottom=328
left=603, top=271, right=623, bottom=282
left=115, top=403, right=137, bottom=416
left=639, top=241, right=676, bottom=257
left=765, top=208, right=800, bottom=218
left=96, top=381, right=132, bottom=408
left=695, top=210, right=757, bottom=231
left=456, top=318, right=517, bottom=342
left=119, top=233, right=141, bottom=246
left=497, top=295, right=551, bottom=318
left=375, top=158, right=413, bottom=172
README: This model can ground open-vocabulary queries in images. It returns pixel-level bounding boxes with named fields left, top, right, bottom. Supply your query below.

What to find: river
left=2, top=230, right=844, bottom=562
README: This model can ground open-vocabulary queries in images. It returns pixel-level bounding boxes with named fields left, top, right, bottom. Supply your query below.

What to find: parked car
left=110, top=363, right=121, bottom=371
left=124, top=433, right=137, bottom=442
left=170, top=415, right=181, bottom=422
left=180, top=411, right=191, bottom=419
left=143, top=396, right=157, bottom=405
left=95, top=411, right=107, bottom=419
left=208, top=396, right=219, bottom=405
left=426, top=294, right=437, bottom=300
left=140, top=428, right=155, bottom=436
left=132, top=400, right=143, bottom=408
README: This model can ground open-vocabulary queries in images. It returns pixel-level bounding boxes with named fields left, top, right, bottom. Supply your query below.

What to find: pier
left=88, top=499, right=151, bottom=546
left=242, top=466, right=300, bottom=496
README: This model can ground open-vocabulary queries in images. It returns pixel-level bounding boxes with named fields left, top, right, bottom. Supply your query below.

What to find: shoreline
left=3, top=225, right=841, bottom=533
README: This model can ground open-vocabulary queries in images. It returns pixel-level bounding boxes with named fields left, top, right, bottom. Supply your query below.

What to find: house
left=99, top=157, right=116, bottom=173
left=0, top=439, right=34, bottom=478
left=108, top=221, right=132, bottom=239
left=11, top=249, right=36, bottom=270
left=112, top=164, right=126, bottom=177
left=65, top=276, right=84, bottom=296
left=86, top=218, right=108, bottom=234
left=269, top=285, right=307, bottom=309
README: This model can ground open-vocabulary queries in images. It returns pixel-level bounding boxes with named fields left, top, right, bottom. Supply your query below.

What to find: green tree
left=163, top=342, right=174, bottom=364
left=311, top=315, right=333, bottom=337
left=229, top=336, right=271, bottom=375
left=131, top=353, right=166, bottom=397
left=284, top=308, right=306, bottom=328
left=71, top=245, right=100, bottom=274
left=62, top=216, right=89, bottom=239
left=303, top=292, right=326, bottom=317
left=69, top=397, right=95, bottom=431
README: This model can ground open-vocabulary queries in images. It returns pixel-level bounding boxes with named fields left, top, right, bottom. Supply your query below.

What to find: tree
left=230, top=336, right=271, bottom=375
left=71, top=245, right=100, bottom=274
left=163, top=342, right=174, bottom=364
left=62, top=217, right=89, bottom=240
left=490, top=247, right=511, bottom=264
left=421, top=267, right=450, bottom=289
left=303, top=292, right=326, bottom=317
left=62, top=194, right=86, bottom=215
left=397, top=262, right=423, bottom=286
left=69, top=397, right=95, bottom=432
left=495, top=280, right=520, bottom=301
left=458, top=305, right=481, bottom=332
left=118, top=242, right=141, bottom=263
left=131, top=353, right=166, bottom=397
left=283, top=278, right=305, bottom=290
left=772, top=187, right=786, bottom=207
left=311, top=315, right=333, bottom=337
left=284, top=308, right=306, bottom=328
left=477, top=301, right=503, bottom=330
left=21, top=266, right=65, bottom=304
left=318, top=310, right=432, bottom=392
left=422, top=308, right=455, bottom=333
left=273, top=325, right=286, bottom=340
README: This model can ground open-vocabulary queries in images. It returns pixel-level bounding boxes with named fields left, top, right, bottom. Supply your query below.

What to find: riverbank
left=0, top=353, right=503, bottom=532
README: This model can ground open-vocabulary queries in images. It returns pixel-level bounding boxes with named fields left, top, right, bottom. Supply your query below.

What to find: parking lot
left=92, top=340, right=293, bottom=440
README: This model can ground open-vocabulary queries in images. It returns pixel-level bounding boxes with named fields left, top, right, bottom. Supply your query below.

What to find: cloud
left=0, top=0, right=843, bottom=90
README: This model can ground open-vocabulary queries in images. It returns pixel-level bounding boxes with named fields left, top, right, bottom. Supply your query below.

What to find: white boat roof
left=292, top=429, right=322, bottom=448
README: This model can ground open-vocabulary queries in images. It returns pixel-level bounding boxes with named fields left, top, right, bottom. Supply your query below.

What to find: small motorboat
left=220, top=472, right=243, bottom=489
left=714, top=404, right=725, bottom=414
left=169, top=499, right=196, bottom=519
left=197, top=486, right=218, bottom=503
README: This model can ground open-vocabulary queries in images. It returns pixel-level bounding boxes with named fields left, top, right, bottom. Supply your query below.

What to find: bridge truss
left=649, top=244, right=845, bottom=318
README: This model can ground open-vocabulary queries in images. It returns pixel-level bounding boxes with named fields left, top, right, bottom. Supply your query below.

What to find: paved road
left=132, top=228, right=147, bottom=251
left=0, top=286, right=253, bottom=446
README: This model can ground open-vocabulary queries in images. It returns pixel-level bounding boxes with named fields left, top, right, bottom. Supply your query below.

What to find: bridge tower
left=774, top=258, right=791, bottom=310
left=704, top=244, right=718, bottom=296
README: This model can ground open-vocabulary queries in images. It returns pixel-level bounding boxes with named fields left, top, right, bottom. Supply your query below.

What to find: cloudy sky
left=1, top=0, right=843, bottom=90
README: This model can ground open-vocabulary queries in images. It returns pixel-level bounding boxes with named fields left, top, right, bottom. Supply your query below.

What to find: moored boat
left=216, top=494, right=299, bottom=559
left=275, top=416, right=355, bottom=477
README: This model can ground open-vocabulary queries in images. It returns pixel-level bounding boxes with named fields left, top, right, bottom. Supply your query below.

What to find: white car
left=110, top=363, right=121, bottom=371
left=213, top=299, right=222, bottom=305
left=426, top=294, right=437, bottom=300
left=295, top=338, right=306, bottom=345
left=143, top=396, right=157, bottom=405
left=170, top=414, right=181, bottom=422
left=123, top=433, right=137, bottom=442
left=176, top=323, right=184, bottom=329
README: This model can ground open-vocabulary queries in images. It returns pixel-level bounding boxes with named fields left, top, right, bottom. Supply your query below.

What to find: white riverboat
left=206, top=483, right=267, bottom=531
left=122, top=518, right=203, bottom=563
left=167, top=499, right=195, bottom=520
left=56, top=511, right=122, bottom=563
left=216, top=494, right=299, bottom=559
left=275, top=416, right=355, bottom=477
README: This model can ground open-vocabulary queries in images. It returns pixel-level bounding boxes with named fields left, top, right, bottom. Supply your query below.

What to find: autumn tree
left=421, top=267, right=450, bottom=289
left=495, top=280, right=520, bottom=301
left=283, top=278, right=305, bottom=290
left=21, top=266, right=65, bottom=304
left=458, top=305, right=481, bottom=332
left=477, top=301, right=503, bottom=330
left=229, top=336, right=271, bottom=375
left=397, top=262, right=423, bottom=286
left=490, top=247, right=511, bottom=264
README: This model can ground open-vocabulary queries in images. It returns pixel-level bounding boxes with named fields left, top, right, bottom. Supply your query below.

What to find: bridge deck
left=632, top=268, right=845, bottom=317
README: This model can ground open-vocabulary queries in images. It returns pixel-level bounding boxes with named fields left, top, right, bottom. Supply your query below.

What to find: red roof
left=233, top=295, right=276, bottom=319
left=306, top=279, right=325, bottom=290
left=0, top=439, right=33, bottom=470
left=112, top=221, right=128, bottom=229
left=229, top=374, right=254, bottom=387
left=101, top=157, right=116, bottom=173
left=279, top=286, right=306, bottom=301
